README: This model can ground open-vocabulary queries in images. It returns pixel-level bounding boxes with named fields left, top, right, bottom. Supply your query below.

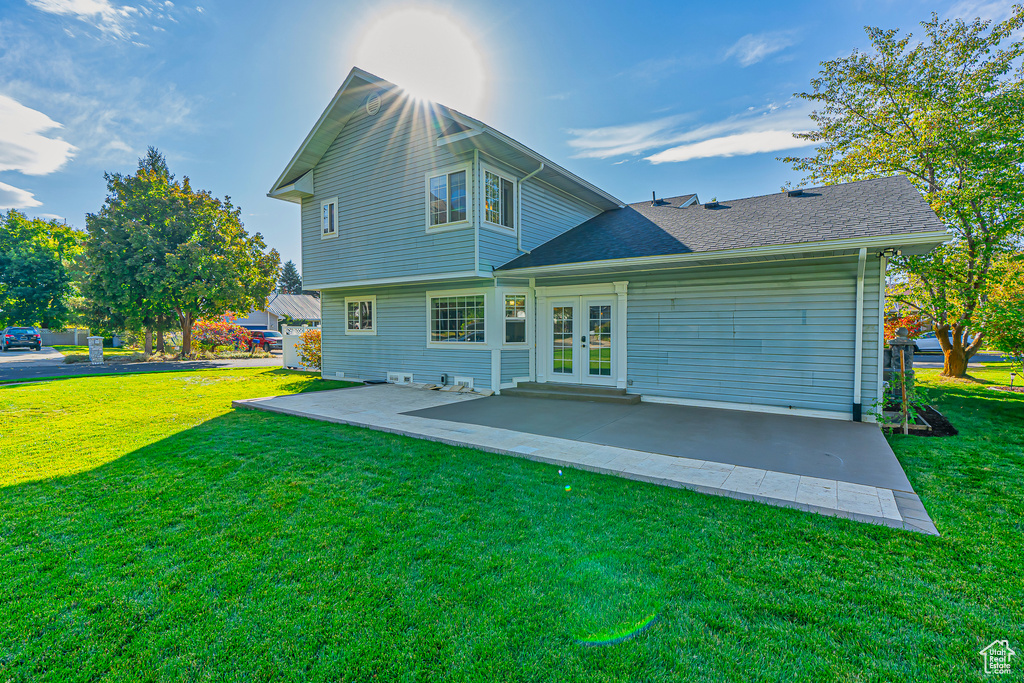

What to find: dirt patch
left=917, top=405, right=959, bottom=437
left=990, top=386, right=1024, bottom=394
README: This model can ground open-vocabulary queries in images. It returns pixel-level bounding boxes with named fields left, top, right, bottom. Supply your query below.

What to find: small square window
left=504, top=294, right=526, bottom=344
left=321, top=199, right=337, bottom=239
left=428, top=169, right=468, bottom=227
left=484, top=170, right=515, bottom=230
left=345, top=296, right=375, bottom=334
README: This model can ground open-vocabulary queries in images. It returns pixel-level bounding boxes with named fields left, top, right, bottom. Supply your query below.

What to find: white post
left=853, top=248, right=867, bottom=420
left=614, top=281, right=629, bottom=389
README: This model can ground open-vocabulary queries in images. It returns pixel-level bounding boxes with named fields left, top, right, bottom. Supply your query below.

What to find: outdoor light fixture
left=1011, top=372, right=1017, bottom=389
left=880, top=248, right=901, bottom=258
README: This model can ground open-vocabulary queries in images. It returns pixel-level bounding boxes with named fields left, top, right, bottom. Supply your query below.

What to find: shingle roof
left=498, top=176, right=945, bottom=271
left=266, top=293, right=321, bottom=321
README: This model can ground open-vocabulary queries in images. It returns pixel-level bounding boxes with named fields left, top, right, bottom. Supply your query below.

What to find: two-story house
left=269, top=67, right=948, bottom=422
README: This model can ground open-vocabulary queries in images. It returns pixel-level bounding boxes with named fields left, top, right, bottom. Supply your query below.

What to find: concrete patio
left=233, top=384, right=937, bottom=535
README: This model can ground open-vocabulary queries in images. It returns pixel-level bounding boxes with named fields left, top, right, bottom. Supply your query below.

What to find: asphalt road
left=0, top=347, right=284, bottom=382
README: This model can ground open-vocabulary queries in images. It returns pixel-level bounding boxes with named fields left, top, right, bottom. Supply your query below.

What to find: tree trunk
left=179, top=312, right=193, bottom=357
left=156, top=317, right=165, bottom=353
left=144, top=327, right=153, bottom=355
left=942, top=345, right=969, bottom=377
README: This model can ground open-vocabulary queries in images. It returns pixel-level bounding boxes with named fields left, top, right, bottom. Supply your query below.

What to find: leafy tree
left=278, top=260, right=302, bottom=294
left=84, top=148, right=280, bottom=357
left=785, top=9, right=1024, bottom=376
left=0, top=210, right=82, bottom=328
left=192, top=319, right=252, bottom=351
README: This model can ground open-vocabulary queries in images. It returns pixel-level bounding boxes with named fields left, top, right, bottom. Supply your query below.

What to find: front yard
left=1, top=367, right=1021, bottom=681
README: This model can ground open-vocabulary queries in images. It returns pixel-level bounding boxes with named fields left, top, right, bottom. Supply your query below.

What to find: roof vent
left=365, top=91, right=382, bottom=116
left=787, top=188, right=804, bottom=197
left=703, top=201, right=719, bottom=209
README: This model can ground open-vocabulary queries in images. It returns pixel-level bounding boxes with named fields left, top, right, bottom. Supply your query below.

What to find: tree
left=278, top=260, right=303, bottom=294
left=785, top=9, right=1024, bottom=376
left=84, top=148, right=280, bottom=357
left=0, top=210, right=82, bottom=328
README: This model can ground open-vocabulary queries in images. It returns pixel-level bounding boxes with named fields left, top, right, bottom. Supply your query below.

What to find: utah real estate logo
left=979, top=639, right=1016, bottom=675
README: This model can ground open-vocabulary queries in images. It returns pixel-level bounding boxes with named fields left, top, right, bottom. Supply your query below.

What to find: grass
left=1, top=367, right=1021, bottom=681
left=51, top=344, right=140, bottom=358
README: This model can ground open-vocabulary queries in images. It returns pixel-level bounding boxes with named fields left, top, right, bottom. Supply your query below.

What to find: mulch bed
left=990, top=386, right=1024, bottom=394
left=882, top=404, right=959, bottom=437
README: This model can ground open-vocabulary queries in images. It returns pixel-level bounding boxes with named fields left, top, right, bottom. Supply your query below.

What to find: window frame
left=344, top=295, right=377, bottom=335
left=501, top=290, right=530, bottom=347
left=481, top=164, right=518, bottom=234
left=425, top=289, right=487, bottom=348
left=424, top=163, right=473, bottom=233
left=320, top=197, right=338, bottom=240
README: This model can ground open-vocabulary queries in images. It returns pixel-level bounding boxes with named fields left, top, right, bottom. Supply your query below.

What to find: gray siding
left=301, top=94, right=475, bottom=288
left=500, top=350, right=530, bottom=384
left=321, top=283, right=494, bottom=389
left=622, top=257, right=880, bottom=415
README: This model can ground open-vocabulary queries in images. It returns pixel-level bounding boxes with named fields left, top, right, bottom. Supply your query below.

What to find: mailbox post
left=87, top=335, right=104, bottom=365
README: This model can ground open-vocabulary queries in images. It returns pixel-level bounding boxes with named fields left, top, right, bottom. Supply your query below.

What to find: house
left=268, top=67, right=948, bottom=421
left=231, top=293, right=321, bottom=331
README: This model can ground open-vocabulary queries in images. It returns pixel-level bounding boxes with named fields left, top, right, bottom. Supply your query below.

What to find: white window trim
left=425, top=288, right=487, bottom=348
left=344, top=295, right=376, bottom=335
left=320, top=197, right=338, bottom=240
left=500, top=288, right=530, bottom=348
left=424, top=163, right=473, bottom=233
left=481, top=164, right=518, bottom=235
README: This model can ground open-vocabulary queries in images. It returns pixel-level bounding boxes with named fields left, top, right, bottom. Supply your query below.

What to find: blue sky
left=0, top=0, right=1014, bottom=269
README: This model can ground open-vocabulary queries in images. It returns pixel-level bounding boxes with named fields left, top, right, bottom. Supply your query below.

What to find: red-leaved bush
left=884, top=315, right=930, bottom=341
left=192, top=319, right=253, bottom=351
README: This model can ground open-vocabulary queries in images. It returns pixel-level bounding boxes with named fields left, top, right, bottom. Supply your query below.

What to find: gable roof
left=268, top=67, right=623, bottom=210
left=266, top=293, right=321, bottom=321
left=498, top=176, right=948, bottom=272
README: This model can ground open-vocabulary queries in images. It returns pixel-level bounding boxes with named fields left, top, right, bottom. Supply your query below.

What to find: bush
left=192, top=319, right=252, bottom=352
left=884, top=314, right=930, bottom=340
left=296, top=329, right=321, bottom=370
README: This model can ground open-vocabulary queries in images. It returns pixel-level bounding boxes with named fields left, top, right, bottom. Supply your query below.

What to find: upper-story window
left=484, top=170, right=515, bottom=231
left=321, top=198, right=337, bottom=239
left=427, top=169, right=468, bottom=228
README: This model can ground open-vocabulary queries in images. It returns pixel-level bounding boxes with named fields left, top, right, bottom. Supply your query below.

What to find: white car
left=914, top=331, right=974, bottom=354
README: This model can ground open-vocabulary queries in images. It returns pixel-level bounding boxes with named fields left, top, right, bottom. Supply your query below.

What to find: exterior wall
left=300, top=93, right=476, bottom=288
left=320, top=282, right=496, bottom=390
left=233, top=309, right=279, bottom=330
left=500, top=349, right=530, bottom=385
left=621, top=257, right=880, bottom=416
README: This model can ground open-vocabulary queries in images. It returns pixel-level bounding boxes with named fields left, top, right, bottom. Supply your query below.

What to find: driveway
left=234, top=384, right=937, bottom=535
left=0, top=346, right=65, bottom=370
left=0, top=349, right=283, bottom=382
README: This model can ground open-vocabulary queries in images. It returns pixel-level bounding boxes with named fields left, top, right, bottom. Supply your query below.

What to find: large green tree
left=278, top=260, right=302, bottom=294
left=785, top=9, right=1024, bottom=376
left=84, top=149, right=279, bottom=356
left=0, top=210, right=82, bottom=328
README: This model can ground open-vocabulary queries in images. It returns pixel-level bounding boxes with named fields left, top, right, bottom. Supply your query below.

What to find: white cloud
left=646, top=130, right=811, bottom=164
left=567, top=101, right=817, bottom=164
left=944, top=0, right=1017, bottom=22
left=0, top=181, right=42, bottom=209
left=724, top=31, right=797, bottom=67
left=0, top=94, right=76, bottom=175
left=26, top=0, right=140, bottom=40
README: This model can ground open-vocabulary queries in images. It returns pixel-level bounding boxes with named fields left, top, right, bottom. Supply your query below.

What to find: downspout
left=852, top=247, right=867, bottom=421
left=517, top=163, right=544, bottom=253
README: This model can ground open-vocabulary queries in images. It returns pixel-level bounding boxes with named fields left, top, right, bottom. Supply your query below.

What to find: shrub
left=192, top=319, right=252, bottom=352
left=296, top=329, right=321, bottom=370
left=884, top=314, right=930, bottom=340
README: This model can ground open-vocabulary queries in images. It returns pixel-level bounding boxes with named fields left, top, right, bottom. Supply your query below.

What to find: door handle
left=580, top=336, right=587, bottom=344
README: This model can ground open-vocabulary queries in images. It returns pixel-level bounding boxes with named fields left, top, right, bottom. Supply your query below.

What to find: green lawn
left=52, top=344, right=140, bottom=358
left=1, top=367, right=1021, bottom=681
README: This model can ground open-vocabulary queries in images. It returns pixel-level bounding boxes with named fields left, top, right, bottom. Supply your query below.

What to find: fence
left=39, top=328, right=90, bottom=346
left=281, top=325, right=317, bottom=370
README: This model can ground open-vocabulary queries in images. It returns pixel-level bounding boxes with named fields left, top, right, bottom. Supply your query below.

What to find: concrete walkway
left=233, top=384, right=938, bottom=535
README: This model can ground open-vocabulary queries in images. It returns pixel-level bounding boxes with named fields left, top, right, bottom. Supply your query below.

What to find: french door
left=548, top=296, right=616, bottom=386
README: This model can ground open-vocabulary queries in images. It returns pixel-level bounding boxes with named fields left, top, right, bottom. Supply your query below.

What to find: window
left=345, top=296, right=375, bottom=335
left=321, top=198, right=337, bottom=239
left=427, top=169, right=468, bottom=227
left=504, top=294, right=526, bottom=344
left=484, top=170, right=515, bottom=230
left=430, top=294, right=485, bottom=343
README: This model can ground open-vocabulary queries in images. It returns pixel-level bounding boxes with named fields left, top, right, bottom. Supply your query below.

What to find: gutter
left=498, top=230, right=951, bottom=277
left=516, top=162, right=544, bottom=253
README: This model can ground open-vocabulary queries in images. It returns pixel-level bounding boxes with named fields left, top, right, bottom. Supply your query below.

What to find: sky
left=0, top=0, right=1016, bottom=269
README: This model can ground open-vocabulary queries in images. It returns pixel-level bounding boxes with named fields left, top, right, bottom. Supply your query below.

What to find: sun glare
left=354, top=7, right=487, bottom=117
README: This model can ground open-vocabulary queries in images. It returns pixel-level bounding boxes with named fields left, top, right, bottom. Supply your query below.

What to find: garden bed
left=881, top=404, right=958, bottom=437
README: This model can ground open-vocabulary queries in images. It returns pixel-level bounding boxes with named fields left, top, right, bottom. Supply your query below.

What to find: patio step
left=500, top=382, right=641, bottom=405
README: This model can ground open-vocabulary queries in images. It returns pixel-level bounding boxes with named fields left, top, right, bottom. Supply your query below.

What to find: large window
left=484, top=170, right=515, bottom=230
left=430, top=294, right=485, bottom=343
left=321, top=198, right=337, bottom=239
left=427, top=169, right=468, bottom=227
left=345, top=296, right=375, bottom=335
left=504, top=294, right=526, bottom=344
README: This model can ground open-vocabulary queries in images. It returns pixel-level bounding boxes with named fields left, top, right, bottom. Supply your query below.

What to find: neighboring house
left=268, top=67, right=948, bottom=421
left=231, top=293, right=321, bottom=331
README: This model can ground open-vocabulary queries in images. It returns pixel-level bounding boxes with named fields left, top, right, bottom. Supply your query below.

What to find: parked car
left=1, top=327, right=42, bottom=351
left=249, top=330, right=283, bottom=352
left=914, top=330, right=974, bottom=354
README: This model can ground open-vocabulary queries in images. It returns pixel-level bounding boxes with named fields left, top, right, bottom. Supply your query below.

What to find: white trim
left=424, top=162, right=473, bottom=233
left=481, top=162, right=518, bottom=235
left=490, top=349, right=501, bottom=395
left=534, top=282, right=622, bottom=297
left=502, top=231, right=951, bottom=277
left=853, top=247, right=867, bottom=412
left=614, top=281, right=628, bottom=389
left=310, top=270, right=492, bottom=290
left=425, top=288, right=488, bottom=348
left=344, top=295, right=376, bottom=335
left=640, top=394, right=851, bottom=421
left=499, top=288, right=530, bottom=348
left=436, top=129, right=483, bottom=146
left=320, top=197, right=338, bottom=239
left=876, top=255, right=887, bottom=420
left=474, top=149, right=480, bottom=273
